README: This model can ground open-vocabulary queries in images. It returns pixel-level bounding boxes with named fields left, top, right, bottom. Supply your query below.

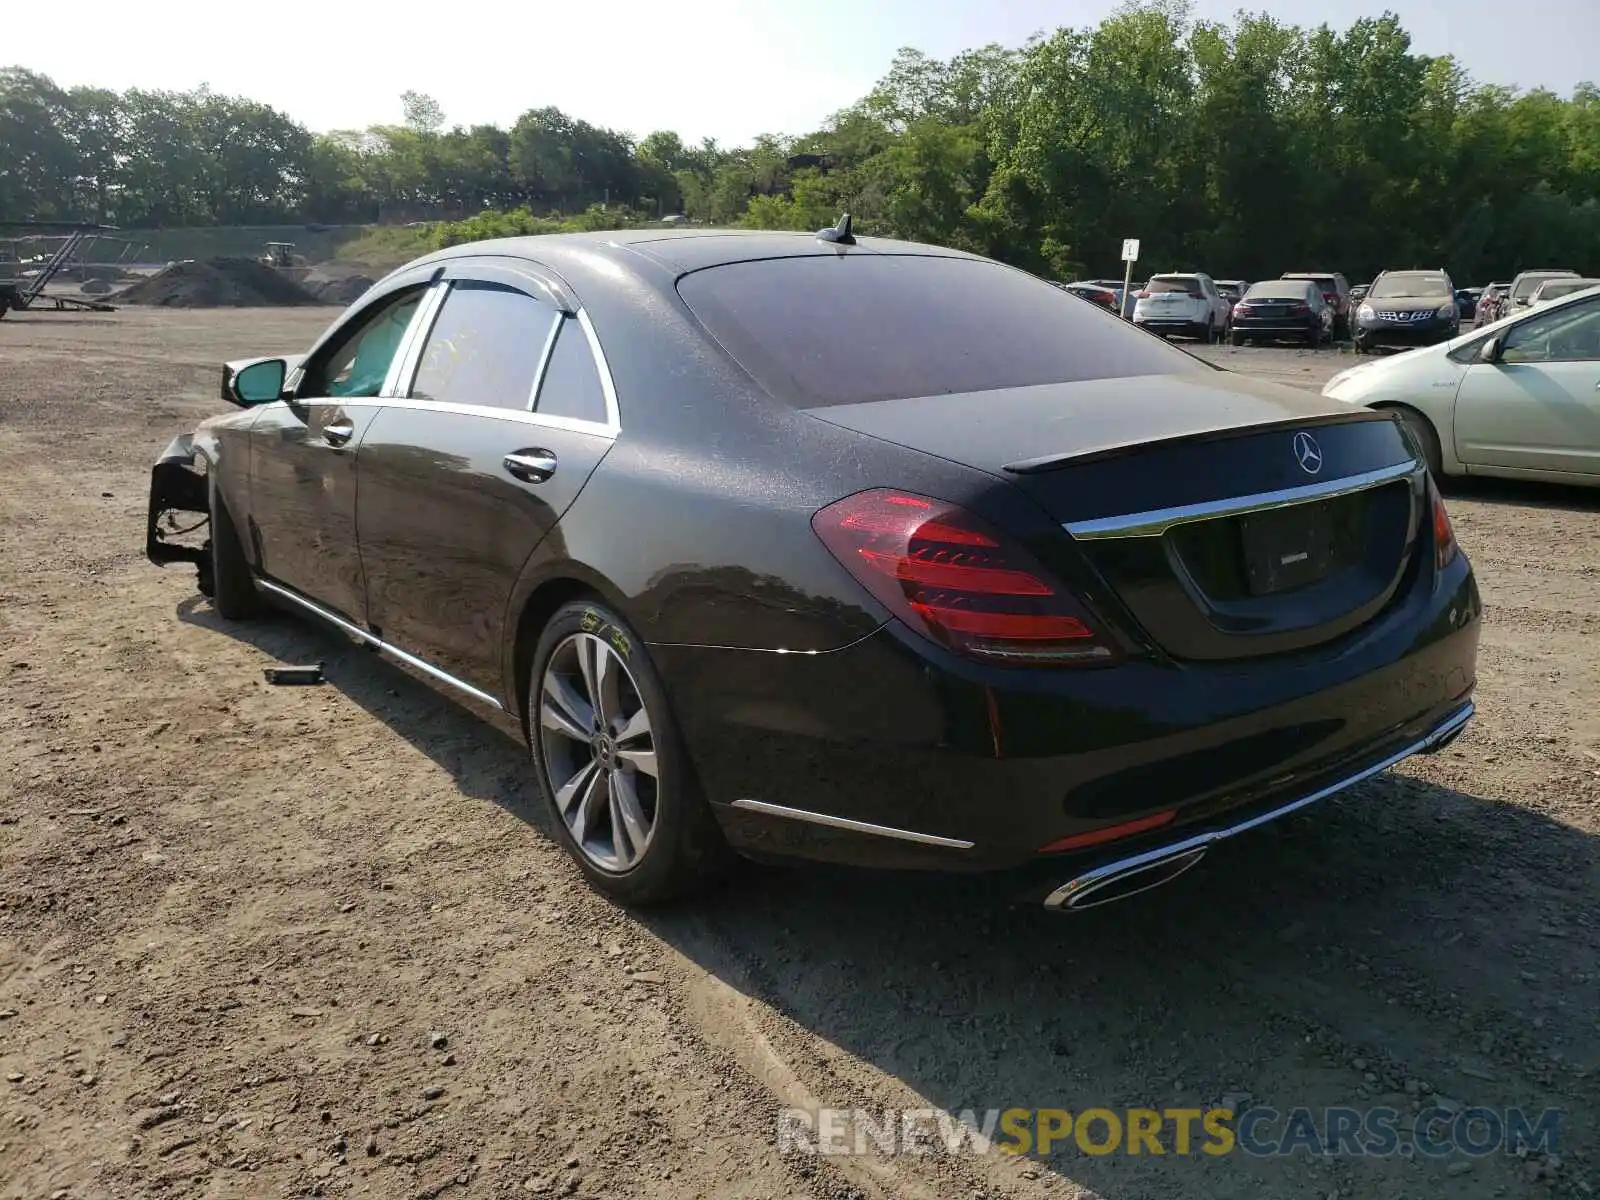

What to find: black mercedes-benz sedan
left=146, top=224, right=1480, bottom=911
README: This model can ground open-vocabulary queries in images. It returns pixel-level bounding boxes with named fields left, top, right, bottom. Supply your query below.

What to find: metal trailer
left=0, top=221, right=120, bottom=317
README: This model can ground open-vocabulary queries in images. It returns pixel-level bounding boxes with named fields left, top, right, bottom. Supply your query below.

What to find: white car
left=1322, top=283, right=1600, bottom=485
left=1528, top=277, right=1600, bottom=308
left=1132, top=273, right=1231, bottom=342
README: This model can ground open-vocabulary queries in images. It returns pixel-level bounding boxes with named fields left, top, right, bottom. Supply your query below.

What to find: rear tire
left=206, top=477, right=264, bottom=620
left=528, top=600, right=731, bottom=905
left=1230, top=330, right=1244, bottom=347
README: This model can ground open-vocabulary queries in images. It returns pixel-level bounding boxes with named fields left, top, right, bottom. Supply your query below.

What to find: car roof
left=396, top=227, right=981, bottom=282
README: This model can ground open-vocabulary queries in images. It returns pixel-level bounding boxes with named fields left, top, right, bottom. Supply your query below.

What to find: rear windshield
left=1215, top=283, right=1242, bottom=298
left=1284, top=274, right=1337, bottom=290
left=1244, top=282, right=1313, bottom=300
left=1369, top=272, right=1452, bottom=299
left=676, top=255, right=1205, bottom=408
left=1512, top=271, right=1577, bottom=300
left=1145, top=276, right=1202, bottom=294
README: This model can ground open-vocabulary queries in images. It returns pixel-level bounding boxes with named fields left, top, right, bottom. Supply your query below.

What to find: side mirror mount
left=222, top=357, right=288, bottom=407
left=1479, top=337, right=1501, bottom=364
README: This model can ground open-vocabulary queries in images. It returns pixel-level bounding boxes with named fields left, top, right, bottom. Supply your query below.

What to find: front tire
left=206, top=477, right=264, bottom=620
left=1391, top=406, right=1444, bottom=481
left=528, top=600, right=729, bottom=905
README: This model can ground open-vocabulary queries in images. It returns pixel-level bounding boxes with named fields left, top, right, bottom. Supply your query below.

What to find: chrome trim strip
left=729, top=799, right=975, bottom=850
left=386, top=281, right=449, bottom=399
left=575, top=308, right=623, bottom=436
left=1064, top=460, right=1419, bottom=540
left=256, top=579, right=504, bottom=711
left=525, top=310, right=565, bottom=411
left=366, top=397, right=617, bottom=438
left=1042, top=700, right=1475, bottom=910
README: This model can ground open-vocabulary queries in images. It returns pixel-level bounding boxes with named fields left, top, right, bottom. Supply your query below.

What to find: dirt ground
left=1, top=308, right=1597, bottom=1200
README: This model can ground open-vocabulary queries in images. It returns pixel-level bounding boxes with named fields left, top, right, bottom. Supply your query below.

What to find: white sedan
left=1322, top=283, right=1600, bottom=485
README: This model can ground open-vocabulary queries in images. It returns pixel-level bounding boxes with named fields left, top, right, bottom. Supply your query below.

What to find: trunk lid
left=805, top=373, right=1424, bottom=662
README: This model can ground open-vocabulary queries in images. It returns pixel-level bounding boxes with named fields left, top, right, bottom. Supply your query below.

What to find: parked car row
left=1059, top=264, right=1593, bottom=356
left=1058, top=270, right=1357, bottom=347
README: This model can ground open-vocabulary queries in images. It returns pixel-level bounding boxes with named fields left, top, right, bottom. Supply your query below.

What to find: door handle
left=323, top=419, right=355, bottom=447
left=504, top=450, right=557, bottom=483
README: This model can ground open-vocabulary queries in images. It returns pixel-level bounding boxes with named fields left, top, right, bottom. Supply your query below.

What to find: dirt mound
left=308, top=273, right=374, bottom=304
left=115, top=257, right=320, bottom=307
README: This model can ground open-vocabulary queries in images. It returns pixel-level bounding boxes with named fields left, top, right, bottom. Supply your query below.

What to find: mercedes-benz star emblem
left=1292, top=431, right=1324, bottom=476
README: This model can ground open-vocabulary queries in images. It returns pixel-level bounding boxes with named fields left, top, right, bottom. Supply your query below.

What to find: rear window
left=1369, top=273, right=1452, bottom=299
left=1284, top=275, right=1338, bottom=291
left=1244, top=282, right=1313, bottom=301
left=675, top=255, right=1204, bottom=409
left=1145, top=276, right=1202, bottom=294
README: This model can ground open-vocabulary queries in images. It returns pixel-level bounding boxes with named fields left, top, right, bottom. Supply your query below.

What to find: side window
left=304, top=288, right=424, bottom=398
left=1501, top=297, right=1600, bottom=364
left=535, top=316, right=610, bottom=425
left=410, top=281, right=558, bottom=409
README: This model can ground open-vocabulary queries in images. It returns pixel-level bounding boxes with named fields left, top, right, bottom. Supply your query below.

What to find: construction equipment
left=262, top=241, right=310, bottom=269
left=0, top=220, right=119, bottom=317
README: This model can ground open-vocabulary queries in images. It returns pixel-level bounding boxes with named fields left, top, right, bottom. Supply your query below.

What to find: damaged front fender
left=146, top=433, right=210, bottom=569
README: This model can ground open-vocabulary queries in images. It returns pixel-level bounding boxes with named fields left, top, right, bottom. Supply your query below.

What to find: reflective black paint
left=146, top=229, right=1482, bottom=887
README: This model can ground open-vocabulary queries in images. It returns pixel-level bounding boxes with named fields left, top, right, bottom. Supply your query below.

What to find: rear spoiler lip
left=1001, top=409, right=1398, bottom=475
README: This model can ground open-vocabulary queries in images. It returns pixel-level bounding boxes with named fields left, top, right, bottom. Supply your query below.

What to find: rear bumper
left=1038, top=698, right=1471, bottom=908
left=657, top=553, right=1480, bottom=876
left=1232, top=316, right=1319, bottom=336
left=1134, top=315, right=1208, bottom=334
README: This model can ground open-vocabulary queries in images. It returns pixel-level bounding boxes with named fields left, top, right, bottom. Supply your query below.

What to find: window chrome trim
left=365, top=397, right=617, bottom=437
left=574, top=308, right=622, bottom=435
left=525, top=310, right=565, bottom=411
left=729, top=799, right=975, bottom=850
left=1063, top=460, right=1419, bottom=541
left=378, top=273, right=618, bottom=435
left=256, top=578, right=504, bottom=710
left=386, top=281, right=449, bottom=399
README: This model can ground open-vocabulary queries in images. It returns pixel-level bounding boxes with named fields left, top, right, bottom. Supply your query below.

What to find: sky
left=9, top=0, right=1596, bottom=145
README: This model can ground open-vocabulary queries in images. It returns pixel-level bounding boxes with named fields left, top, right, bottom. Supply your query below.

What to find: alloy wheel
left=537, top=632, right=659, bottom=873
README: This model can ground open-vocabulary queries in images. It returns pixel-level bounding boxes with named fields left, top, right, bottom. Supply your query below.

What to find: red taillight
left=812, top=489, right=1120, bottom=667
left=1136, top=290, right=1150, bottom=299
left=1427, top=475, right=1458, bottom=569
left=1322, top=292, right=1337, bottom=303
left=1288, top=302, right=1311, bottom=315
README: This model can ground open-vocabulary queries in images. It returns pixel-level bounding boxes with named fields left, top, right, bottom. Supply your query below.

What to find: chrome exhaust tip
left=1042, top=845, right=1209, bottom=912
left=1038, top=701, right=1475, bottom=913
